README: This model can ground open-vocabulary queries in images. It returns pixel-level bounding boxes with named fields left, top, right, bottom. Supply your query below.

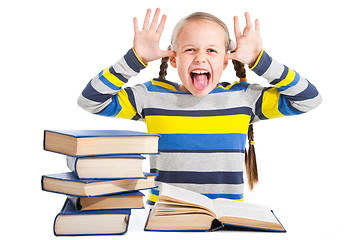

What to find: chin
left=189, top=88, right=212, bottom=97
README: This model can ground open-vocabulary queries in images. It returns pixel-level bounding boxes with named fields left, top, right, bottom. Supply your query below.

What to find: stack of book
left=41, top=130, right=159, bottom=236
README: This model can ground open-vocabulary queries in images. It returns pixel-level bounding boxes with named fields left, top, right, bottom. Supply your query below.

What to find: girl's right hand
left=133, top=8, right=174, bottom=65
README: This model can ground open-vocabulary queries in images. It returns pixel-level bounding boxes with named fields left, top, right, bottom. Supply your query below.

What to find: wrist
left=132, top=47, right=148, bottom=66
left=248, top=49, right=263, bottom=69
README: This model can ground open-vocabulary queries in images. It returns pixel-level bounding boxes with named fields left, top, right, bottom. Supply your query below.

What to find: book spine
left=66, top=156, right=79, bottom=178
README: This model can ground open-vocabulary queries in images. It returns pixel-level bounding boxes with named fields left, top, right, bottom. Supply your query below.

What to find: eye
left=207, top=48, right=217, bottom=53
left=185, top=48, right=195, bottom=53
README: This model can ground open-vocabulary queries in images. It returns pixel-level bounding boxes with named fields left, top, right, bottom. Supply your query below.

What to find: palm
left=133, top=9, right=173, bottom=64
left=227, top=12, right=263, bottom=67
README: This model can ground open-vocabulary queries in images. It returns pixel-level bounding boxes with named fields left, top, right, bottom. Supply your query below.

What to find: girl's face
left=170, top=20, right=228, bottom=97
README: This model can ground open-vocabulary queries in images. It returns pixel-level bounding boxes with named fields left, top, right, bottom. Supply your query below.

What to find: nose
left=194, top=52, right=206, bottom=63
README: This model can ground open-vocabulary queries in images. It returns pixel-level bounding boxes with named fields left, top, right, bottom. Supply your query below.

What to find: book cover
left=41, top=172, right=157, bottom=197
left=53, top=198, right=131, bottom=236
left=43, top=129, right=160, bottom=156
left=67, top=191, right=145, bottom=211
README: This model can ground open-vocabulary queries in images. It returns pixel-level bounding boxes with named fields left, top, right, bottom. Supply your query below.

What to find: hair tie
left=228, top=39, right=236, bottom=52
left=249, top=140, right=255, bottom=146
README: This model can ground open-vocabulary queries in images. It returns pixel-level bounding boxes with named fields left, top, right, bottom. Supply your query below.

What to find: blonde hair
left=158, top=12, right=259, bottom=190
left=170, top=12, right=231, bottom=51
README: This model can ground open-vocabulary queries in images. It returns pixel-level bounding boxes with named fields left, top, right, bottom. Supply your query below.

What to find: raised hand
left=133, top=8, right=174, bottom=65
left=226, top=12, right=263, bottom=67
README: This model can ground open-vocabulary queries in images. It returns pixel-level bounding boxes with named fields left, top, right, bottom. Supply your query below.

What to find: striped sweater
left=78, top=48, right=322, bottom=204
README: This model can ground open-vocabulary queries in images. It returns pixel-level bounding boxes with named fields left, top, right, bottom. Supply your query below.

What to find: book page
left=213, top=198, right=279, bottom=224
left=158, top=183, right=216, bottom=215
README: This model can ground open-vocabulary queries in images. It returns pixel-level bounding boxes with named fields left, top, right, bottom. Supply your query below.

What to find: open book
left=145, top=184, right=286, bottom=232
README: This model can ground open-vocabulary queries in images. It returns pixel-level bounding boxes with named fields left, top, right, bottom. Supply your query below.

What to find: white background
left=1, top=0, right=359, bottom=239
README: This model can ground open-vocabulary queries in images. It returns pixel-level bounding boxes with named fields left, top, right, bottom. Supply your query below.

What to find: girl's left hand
left=226, top=12, right=263, bottom=67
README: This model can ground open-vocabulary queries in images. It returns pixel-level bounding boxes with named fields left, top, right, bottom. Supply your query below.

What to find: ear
left=169, top=52, right=177, bottom=68
left=223, top=57, right=229, bottom=70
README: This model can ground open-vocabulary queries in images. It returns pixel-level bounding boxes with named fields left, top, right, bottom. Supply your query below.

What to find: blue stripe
left=160, top=149, right=244, bottom=153
left=146, top=199, right=156, bottom=205
left=203, top=193, right=244, bottom=200
left=287, top=80, right=319, bottom=101
left=109, top=66, right=128, bottom=83
left=149, top=188, right=160, bottom=196
left=277, top=70, right=300, bottom=92
left=252, top=50, right=272, bottom=76
left=124, top=49, right=146, bottom=73
left=81, top=81, right=113, bottom=103
left=254, top=88, right=268, bottom=120
left=151, top=169, right=244, bottom=184
left=143, top=107, right=252, bottom=117
left=96, top=95, right=122, bottom=117
left=148, top=189, right=243, bottom=201
left=158, top=133, right=246, bottom=152
left=143, top=80, right=183, bottom=94
left=98, top=70, right=122, bottom=91
left=278, top=95, right=303, bottom=116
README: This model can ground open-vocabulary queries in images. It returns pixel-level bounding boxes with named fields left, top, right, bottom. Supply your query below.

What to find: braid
left=246, top=124, right=258, bottom=190
left=158, top=57, right=169, bottom=79
left=233, top=59, right=259, bottom=190
left=232, top=59, right=246, bottom=79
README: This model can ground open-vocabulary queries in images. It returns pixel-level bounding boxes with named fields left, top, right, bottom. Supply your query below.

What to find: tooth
left=192, top=70, right=208, bottom=74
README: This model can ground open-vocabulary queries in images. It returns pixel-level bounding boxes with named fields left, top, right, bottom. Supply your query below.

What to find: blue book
left=43, top=130, right=159, bottom=156
left=67, top=191, right=145, bottom=211
left=41, top=172, right=157, bottom=197
left=54, top=198, right=131, bottom=236
left=66, top=154, right=146, bottom=179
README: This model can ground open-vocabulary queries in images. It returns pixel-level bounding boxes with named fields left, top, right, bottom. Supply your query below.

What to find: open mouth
left=190, top=70, right=211, bottom=91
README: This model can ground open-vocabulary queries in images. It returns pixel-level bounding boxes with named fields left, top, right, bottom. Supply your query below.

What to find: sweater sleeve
left=248, top=49, right=322, bottom=122
left=77, top=48, right=147, bottom=120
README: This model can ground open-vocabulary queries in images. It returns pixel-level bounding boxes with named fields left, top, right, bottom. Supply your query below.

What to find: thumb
left=225, top=52, right=237, bottom=61
left=159, top=50, right=175, bottom=58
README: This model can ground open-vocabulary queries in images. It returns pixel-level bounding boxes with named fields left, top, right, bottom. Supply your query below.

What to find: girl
left=78, top=8, right=321, bottom=205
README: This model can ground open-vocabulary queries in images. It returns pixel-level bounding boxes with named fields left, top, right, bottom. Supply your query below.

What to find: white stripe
left=291, top=94, right=322, bottom=112
left=77, top=94, right=112, bottom=114
left=280, top=75, right=308, bottom=96
left=150, top=152, right=244, bottom=172
left=113, top=57, right=138, bottom=79
left=261, top=58, right=284, bottom=82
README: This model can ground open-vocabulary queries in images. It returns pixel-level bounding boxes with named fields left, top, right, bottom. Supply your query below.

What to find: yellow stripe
left=145, top=114, right=250, bottom=134
left=218, top=78, right=247, bottom=90
left=115, top=89, right=137, bottom=119
left=102, top=67, right=124, bottom=88
left=132, top=48, right=148, bottom=67
left=250, top=49, right=264, bottom=70
left=275, top=68, right=295, bottom=89
left=148, top=193, right=159, bottom=203
left=235, top=198, right=244, bottom=201
left=261, top=88, right=285, bottom=119
left=152, top=79, right=178, bottom=91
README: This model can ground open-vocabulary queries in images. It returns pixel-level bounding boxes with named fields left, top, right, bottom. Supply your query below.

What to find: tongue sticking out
left=193, top=74, right=209, bottom=91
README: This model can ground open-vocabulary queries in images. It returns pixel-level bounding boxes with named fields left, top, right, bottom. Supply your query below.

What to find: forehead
left=175, top=19, right=228, bottom=47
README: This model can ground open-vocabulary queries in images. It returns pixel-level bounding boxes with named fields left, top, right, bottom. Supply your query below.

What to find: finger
left=150, top=8, right=160, bottom=31
left=233, top=16, right=241, bottom=39
left=133, top=17, right=139, bottom=33
left=245, top=12, right=253, bottom=30
left=142, top=9, right=151, bottom=30
left=156, top=14, right=167, bottom=35
left=255, top=19, right=260, bottom=33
